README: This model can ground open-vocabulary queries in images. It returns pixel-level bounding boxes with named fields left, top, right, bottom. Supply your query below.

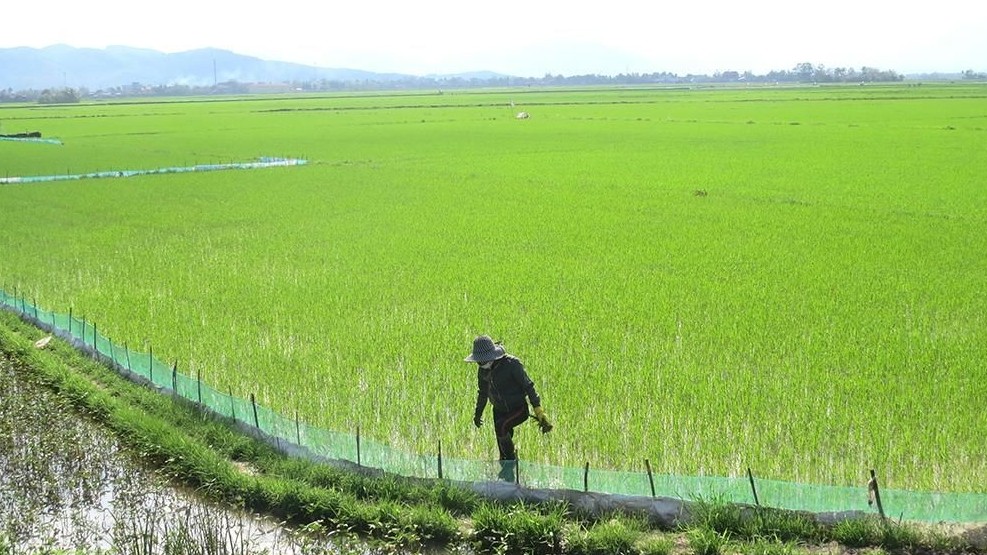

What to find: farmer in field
left=465, top=335, right=553, bottom=481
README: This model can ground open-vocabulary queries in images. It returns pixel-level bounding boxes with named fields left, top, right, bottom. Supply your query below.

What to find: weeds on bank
left=687, top=496, right=979, bottom=555
left=472, top=501, right=566, bottom=554
left=565, top=514, right=674, bottom=555
left=829, top=516, right=922, bottom=550
left=688, top=496, right=823, bottom=544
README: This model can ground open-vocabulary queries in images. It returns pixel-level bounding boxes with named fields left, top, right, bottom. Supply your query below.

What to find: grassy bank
left=1, top=309, right=981, bottom=554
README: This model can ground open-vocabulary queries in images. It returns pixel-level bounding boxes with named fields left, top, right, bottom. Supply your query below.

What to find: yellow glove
left=533, top=406, right=553, bottom=434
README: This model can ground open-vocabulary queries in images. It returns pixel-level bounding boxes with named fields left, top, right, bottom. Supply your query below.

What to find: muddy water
left=0, top=353, right=358, bottom=554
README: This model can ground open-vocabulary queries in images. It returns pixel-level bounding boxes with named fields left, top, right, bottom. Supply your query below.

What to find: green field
left=2, top=84, right=985, bottom=494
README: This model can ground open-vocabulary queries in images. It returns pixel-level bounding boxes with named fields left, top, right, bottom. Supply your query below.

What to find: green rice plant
left=3, top=84, right=987, bottom=501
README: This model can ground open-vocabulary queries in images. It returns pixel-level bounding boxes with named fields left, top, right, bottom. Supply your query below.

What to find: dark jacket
left=475, top=355, right=541, bottom=415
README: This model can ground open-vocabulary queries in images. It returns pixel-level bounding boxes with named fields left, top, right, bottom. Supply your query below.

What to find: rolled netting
left=1, top=289, right=984, bottom=523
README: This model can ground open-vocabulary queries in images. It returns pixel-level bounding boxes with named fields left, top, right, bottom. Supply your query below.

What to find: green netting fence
left=2, top=288, right=984, bottom=523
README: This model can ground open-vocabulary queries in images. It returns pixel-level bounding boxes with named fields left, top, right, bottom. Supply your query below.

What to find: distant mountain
left=0, top=45, right=423, bottom=90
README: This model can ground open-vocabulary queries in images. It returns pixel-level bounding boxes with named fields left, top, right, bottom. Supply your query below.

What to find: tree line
left=2, top=63, right=984, bottom=104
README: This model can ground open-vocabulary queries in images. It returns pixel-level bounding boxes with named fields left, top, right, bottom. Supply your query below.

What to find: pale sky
left=3, top=0, right=985, bottom=76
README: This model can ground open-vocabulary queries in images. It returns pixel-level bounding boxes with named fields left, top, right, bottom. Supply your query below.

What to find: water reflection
left=0, top=354, right=359, bottom=554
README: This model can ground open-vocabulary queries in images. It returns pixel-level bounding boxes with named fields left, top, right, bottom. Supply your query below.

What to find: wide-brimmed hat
left=464, top=335, right=505, bottom=363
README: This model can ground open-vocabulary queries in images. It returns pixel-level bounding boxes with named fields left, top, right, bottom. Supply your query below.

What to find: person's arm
left=514, top=361, right=552, bottom=433
left=513, top=361, right=541, bottom=408
left=474, top=368, right=488, bottom=427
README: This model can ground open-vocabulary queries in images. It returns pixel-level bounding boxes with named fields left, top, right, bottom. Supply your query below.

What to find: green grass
left=2, top=84, right=986, bottom=494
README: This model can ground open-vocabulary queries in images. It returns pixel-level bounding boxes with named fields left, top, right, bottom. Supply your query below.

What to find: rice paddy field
left=1, top=83, right=985, bottom=495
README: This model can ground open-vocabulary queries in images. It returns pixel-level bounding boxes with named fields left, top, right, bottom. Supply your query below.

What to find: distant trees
left=712, top=63, right=903, bottom=84
left=0, top=62, right=953, bottom=104
left=37, top=88, right=81, bottom=104
left=0, top=88, right=29, bottom=102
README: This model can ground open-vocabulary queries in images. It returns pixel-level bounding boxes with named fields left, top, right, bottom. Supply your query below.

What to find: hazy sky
left=4, top=0, right=985, bottom=76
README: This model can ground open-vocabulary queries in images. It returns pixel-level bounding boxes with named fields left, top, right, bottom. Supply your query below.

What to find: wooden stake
left=438, top=440, right=443, bottom=480
left=868, top=469, right=886, bottom=521
left=250, top=393, right=260, bottom=429
left=645, top=459, right=656, bottom=498
left=584, top=462, right=590, bottom=493
left=747, top=467, right=760, bottom=507
left=294, top=410, right=301, bottom=446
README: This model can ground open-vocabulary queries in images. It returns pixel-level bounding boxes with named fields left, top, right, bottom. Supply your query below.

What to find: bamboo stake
left=747, top=467, right=760, bottom=507
left=438, top=440, right=444, bottom=480
left=250, top=393, right=260, bottom=429
left=645, top=459, right=656, bottom=498
left=294, top=410, right=301, bottom=446
left=868, top=469, right=886, bottom=521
